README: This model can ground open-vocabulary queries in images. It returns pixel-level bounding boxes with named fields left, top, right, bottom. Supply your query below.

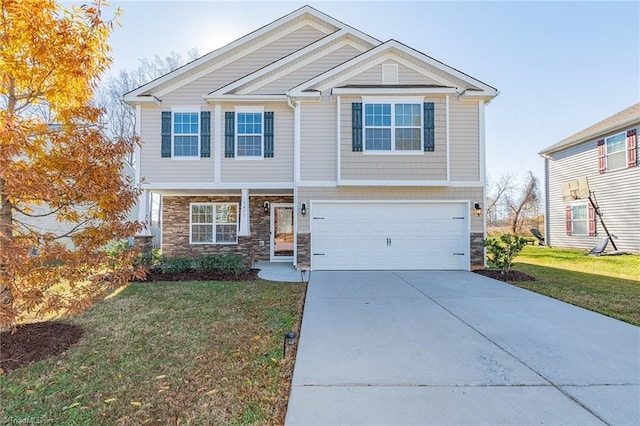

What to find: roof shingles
left=540, top=102, right=640, bottom=155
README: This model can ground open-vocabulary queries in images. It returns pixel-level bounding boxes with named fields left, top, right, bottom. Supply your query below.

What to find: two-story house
left=124, top=6, right=498, bottom=271
left=539, top=102, right=639, bottom=252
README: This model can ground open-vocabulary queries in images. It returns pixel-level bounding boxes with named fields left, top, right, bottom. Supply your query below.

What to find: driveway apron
left=285, top=271, right=640, bottom=425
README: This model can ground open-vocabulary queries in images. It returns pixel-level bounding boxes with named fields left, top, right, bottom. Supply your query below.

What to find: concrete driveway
left=285, top=271, right=640, bottom=425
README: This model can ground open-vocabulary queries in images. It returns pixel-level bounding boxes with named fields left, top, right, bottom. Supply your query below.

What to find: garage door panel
left=311, top=202, right=470, bottom=271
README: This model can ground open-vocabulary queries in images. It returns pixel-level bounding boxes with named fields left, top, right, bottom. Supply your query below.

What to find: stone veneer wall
left=296, top=233, right=310, bottom=267
left=133, top=235, right=154, bottom=255
left=470, top=232, right=485, bottom=270
left=162, top=195, right=293, bottom=265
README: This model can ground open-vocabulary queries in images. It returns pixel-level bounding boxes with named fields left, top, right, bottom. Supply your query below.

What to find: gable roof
left=288, top=39, right=498, bottom=100
left=124, top=5, right=498, bottom=105
left=123, top=5, right=379, bottom=103
left=540, top=102, right=640, bottom=155
left=207, top=30, right=375, bottom=97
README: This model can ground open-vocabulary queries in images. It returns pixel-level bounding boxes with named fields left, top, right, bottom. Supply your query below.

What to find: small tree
left=483, top=234, right=527, bottom=274
left=0, top=0, right=143, bottom=327
left=486, top=173, right=514, bottom=227
left=505, top=171, right=541, bottom=235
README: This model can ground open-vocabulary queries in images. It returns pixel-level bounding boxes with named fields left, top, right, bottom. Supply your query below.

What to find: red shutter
left=565, top=205, right=573, bottom=236
left=627, top=129, right=637, bottom=168
left=597, top=139, right=606, bottom=173
left=588, top=203, right=596, bottom=236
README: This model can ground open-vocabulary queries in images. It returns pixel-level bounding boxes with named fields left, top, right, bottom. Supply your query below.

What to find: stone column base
left=134, top=235, right=153, bottom=255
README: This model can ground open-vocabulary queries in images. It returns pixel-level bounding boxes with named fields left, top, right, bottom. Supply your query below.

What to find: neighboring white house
left=539, top=103, right=639, bottom=252
left=14, top=160, right=139, bottom=248
left=124, top=5, right=498, bottom=270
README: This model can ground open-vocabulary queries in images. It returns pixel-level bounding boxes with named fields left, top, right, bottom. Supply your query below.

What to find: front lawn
left=510, top=246, right=640, bottom=326
left=0, top=280, right=307, bottom=425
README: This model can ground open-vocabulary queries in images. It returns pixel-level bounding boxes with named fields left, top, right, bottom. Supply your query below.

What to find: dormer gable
left=289, top=40, right=498, bottom=102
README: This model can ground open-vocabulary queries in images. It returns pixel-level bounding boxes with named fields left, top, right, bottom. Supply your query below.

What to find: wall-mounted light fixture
left=473, top=202, right=482, bottom=217
left=300, top=202, right=307, bottom=216
left=263, top=201, right=270, bottom=214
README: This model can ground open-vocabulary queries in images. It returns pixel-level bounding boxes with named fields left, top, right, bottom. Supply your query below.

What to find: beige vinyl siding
left=300, top=98, right=337, bottom=181
left=297, top=186, right=483, bottom=233
left=546, top=134, right=640, bottom=252
left=339, top=96, right=447, bottom=181
left=221, top=104, right=293, bottom=182
left=162, top=25, right=329, bottom=103
left=341, top=61, right=445, bottom=86
left=449, top=99, right=480, bottom=181
left=139, top=105, right=215, bottom=183
left=252, top=44, right=362, bottom=95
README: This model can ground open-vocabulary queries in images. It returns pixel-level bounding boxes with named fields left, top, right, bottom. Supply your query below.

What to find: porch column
left=238, top=188, right=251, bottom=236
left=136, top=189, right=150, bottom=235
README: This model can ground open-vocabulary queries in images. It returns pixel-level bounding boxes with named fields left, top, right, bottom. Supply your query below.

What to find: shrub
left=158, top=256, right=194, bottom=274
left=137, top=248, right=162, bottom=269
left=483, top=234, right=527, bottom=274
left=104, top=239, right=133, bottom=258
left=198, top=253, right=247, bottom=275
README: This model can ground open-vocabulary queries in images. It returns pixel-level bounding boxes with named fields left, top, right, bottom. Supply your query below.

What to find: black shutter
left=423, top=102, right=435, bottom=152
left=352, top=102, right=363, bottom=152
left=224, top=111, right=235, bottom=158
left=264, top=111, right=274, bottom=158
left=161, top=111, right=172, bottom=157
left=200, top=111, right=211, bottom=158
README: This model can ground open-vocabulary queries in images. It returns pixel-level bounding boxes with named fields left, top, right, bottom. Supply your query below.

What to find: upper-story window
left=237, top=112, right=263, bottom=157
left=173, top=112, right=199, bottom=157
left=364, top=102, right=422, bottom=152
left=161, top=110, right=210, bottom=159
left=605, top=132, right=626, bottom=171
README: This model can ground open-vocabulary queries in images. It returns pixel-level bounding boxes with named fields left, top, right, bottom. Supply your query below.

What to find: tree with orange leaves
left=0, top=0, right=143, bottom=328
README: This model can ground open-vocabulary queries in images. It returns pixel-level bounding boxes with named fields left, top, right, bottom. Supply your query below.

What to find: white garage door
left=311, top=202, right=469, bottom=270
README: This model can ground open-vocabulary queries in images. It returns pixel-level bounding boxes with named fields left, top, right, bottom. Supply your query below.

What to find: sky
left=103, top=0, right=640, bottom=190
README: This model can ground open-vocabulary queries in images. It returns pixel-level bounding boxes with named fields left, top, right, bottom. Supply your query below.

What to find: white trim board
left=142, top=182, right=294, bottom=190
left=337, top=180, right=450, bottom=187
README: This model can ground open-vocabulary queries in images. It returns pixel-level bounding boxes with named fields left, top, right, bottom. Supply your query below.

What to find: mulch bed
left=138, top=268, right=259, bottom=282
left=473, top=269, right=536, bottom=282
left=1, top=270, right=261, bottom=373
left=0, top=322, right=84, bottom=372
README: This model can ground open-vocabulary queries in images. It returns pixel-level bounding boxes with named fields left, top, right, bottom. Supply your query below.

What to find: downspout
left=542, top=154, right=551, bottom=246
left=287, top=92, right=300, bottom=267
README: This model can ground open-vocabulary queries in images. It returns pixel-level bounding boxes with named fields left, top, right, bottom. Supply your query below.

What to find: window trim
left=189, top=202, right=239, bottom=245
left=570, top=203, right=588, bottom=236
left=171, top=108, right=201, bottom=160
left=235, top=106, right=264, bottom=160
left=361, top=97, right=423, bottom=153
left=605, top=131, right=626, bottom=171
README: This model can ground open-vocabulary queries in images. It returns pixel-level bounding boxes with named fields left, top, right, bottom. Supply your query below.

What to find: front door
left=270, top=204, right=294, bottom=261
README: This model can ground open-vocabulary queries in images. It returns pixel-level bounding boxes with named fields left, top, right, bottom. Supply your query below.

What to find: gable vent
left=382, top=63, right=398, bottom=84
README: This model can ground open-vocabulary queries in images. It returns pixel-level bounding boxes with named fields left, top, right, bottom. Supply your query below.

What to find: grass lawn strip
left=510, top=246, right=640, bottom=326
left=0, top=280, right=306, bottom=425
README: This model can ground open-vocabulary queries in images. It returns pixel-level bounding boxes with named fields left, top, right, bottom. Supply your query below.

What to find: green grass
left=510, top=246, right=640, bottom=326
left=1, top=280, right=307, bottom=425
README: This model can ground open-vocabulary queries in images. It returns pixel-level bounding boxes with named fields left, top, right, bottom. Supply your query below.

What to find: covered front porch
left=136, top=187, right=300, bottom=267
